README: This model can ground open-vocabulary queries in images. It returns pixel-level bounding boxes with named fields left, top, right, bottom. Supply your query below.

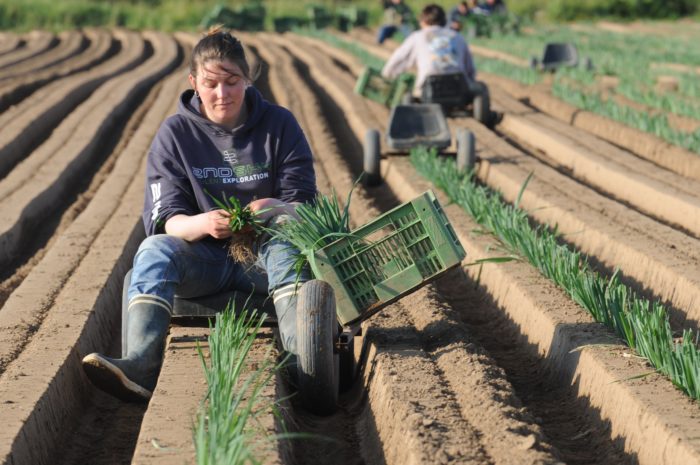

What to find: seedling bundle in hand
left=210, top=193, right=265, bottom=264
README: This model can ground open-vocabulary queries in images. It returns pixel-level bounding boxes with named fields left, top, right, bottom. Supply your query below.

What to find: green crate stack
left=307, top=4, right=334, bottom=30
left=337, top=7, right=368, bottom=32
left=310, top=190, right=466, bottom=325
left=273, top=15, right=308, bottom=32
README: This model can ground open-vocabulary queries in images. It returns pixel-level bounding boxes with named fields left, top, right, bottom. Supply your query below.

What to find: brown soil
left=1, top=28, right=700, bottom=465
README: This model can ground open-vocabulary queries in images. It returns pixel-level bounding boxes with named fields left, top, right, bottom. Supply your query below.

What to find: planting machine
left=121, top=191, right=465, bottom=416
left=355, top=67, right=491, bottom=186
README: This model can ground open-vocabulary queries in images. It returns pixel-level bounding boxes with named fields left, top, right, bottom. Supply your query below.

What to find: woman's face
left=189, top=59, right=248, bottom=129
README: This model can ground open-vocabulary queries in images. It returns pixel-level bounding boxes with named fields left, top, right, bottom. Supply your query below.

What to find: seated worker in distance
left=381, top=3, right=476, bottom=97
left=377, top=0, right=416, bottom=44
left=81, top=28, right=316, bottom=402
left=447, top=1, right=471, bottom=31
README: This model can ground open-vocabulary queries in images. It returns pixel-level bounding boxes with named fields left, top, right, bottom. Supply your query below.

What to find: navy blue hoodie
left=142, top=86, right=316, bottom=238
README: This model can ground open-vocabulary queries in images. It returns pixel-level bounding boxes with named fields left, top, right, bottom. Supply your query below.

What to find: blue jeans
left=377, top=24, right=413, bottom=44
left=377, top=25, right=397, bottom=44
left=128, top=215, right=309, bottom=351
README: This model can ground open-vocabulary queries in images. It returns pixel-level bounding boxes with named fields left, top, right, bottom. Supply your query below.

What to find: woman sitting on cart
left=381, top=3, right=477, bottom=97
left=81, top=28, right=317, bottom=402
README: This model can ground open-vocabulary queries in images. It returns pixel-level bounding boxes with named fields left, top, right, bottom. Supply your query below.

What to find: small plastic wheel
left=121, top=269, right=132, bottom=357
left=363, top=129, right=382, bottom=187
left=296, top=280, right=339, bottom=416
left=456, top=128, right=476, bottom=172
left=472, top=83, right=491, bottom=126
left=529, top=56, right=538, bottom=70
left=583, top=56, right=594, bottom=71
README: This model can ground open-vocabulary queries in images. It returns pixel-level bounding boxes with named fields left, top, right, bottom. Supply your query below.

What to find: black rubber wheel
left=363, top=129, right=382, bottom=187
left=456, top=128, right=476, bottom=172
left=296, top=280, right=339, bottom=415
left=121, top=269, right=132, bottom=358
left=473, top=84, right=491, bottom=126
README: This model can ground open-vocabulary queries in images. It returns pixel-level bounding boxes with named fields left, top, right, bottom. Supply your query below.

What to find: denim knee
left=258, top=215, right=310, bottom=292
left=134, top=234, right=188, bottom=267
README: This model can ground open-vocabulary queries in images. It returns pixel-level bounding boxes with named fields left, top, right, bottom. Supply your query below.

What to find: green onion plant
left=265, top=187, right=354, bottom=280
left=410, top=147, right=700, bottom=400
left=193, top=306, right=280, bottom=465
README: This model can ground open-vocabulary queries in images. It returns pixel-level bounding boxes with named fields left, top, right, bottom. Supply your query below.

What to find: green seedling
left=209, top=191, right=265, bottom=234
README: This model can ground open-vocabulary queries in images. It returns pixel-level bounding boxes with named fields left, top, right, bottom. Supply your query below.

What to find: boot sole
left=82, top=353, right=152, bottom=403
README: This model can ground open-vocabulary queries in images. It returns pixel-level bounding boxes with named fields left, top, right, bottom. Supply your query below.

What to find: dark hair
left=190, top=27, right=256, bottom=80
left=420, top=4, right=446, bottom=27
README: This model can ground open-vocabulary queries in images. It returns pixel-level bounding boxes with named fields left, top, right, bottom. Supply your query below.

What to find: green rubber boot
left=82, top=302, right=170, bottom=402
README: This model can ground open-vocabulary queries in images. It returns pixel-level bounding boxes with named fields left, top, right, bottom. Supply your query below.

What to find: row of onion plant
left=552, top=79, right=700, bottom=154
left=410, top=147, right=700, bottom=399
left=192, top=189, right=356, bottom=463
left=193, top=307, right=279, bottom=465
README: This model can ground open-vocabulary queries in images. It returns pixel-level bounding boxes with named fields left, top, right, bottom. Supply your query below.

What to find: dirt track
left=0, top=29, right=699, bottom=465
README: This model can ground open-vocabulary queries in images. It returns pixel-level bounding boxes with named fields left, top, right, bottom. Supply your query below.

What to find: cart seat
left=541, top=43, right=578, bottom=71
left=421, top=73, right=471, bottom=109
left=386, top=103, right=451, bottom=151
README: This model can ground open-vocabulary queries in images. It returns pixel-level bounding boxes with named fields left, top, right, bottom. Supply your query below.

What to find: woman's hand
left=248, top=198, right=297, bottom=221
left=165, top=210, right=232, bottom=242
left=202, top=209, right=233, bottom=239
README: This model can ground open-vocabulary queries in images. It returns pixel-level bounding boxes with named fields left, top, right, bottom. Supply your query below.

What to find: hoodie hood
left=177, top=86, right=269, bottom=136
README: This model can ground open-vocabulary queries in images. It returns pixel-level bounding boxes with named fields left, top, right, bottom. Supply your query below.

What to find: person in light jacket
left=381, top=3, right=477, bottom=95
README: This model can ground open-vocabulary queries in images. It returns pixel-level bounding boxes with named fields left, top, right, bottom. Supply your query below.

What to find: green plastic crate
left=354, top=67, right=415, bottom=108
left=309, top=190, right=466, bottom=325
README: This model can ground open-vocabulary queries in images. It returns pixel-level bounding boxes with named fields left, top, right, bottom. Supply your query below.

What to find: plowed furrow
left=0, top=59, right=185, bottom=464
left=0, top=28, right=114, bottom=113
left=497, top=110, right=700, bottom=237
left=0, top=32, right=22, bottom=55
left=449, top=109, right=700, bottom=331
left=481, top=70, right=700, bottom=181
left=0, top=31, right=179, bottom=278
left=0, top=38, right=181, bottom=378
left=383, top=156, right=700, bottom=465
left=0, top=30, right=85, bottom=81
left=0, top=29, right=143, bottom=180
left=0, top=31, right=56, bottom=70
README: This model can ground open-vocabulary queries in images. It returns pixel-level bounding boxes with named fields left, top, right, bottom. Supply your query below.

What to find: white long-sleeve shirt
left=381, top=25, right=476, bottom=93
